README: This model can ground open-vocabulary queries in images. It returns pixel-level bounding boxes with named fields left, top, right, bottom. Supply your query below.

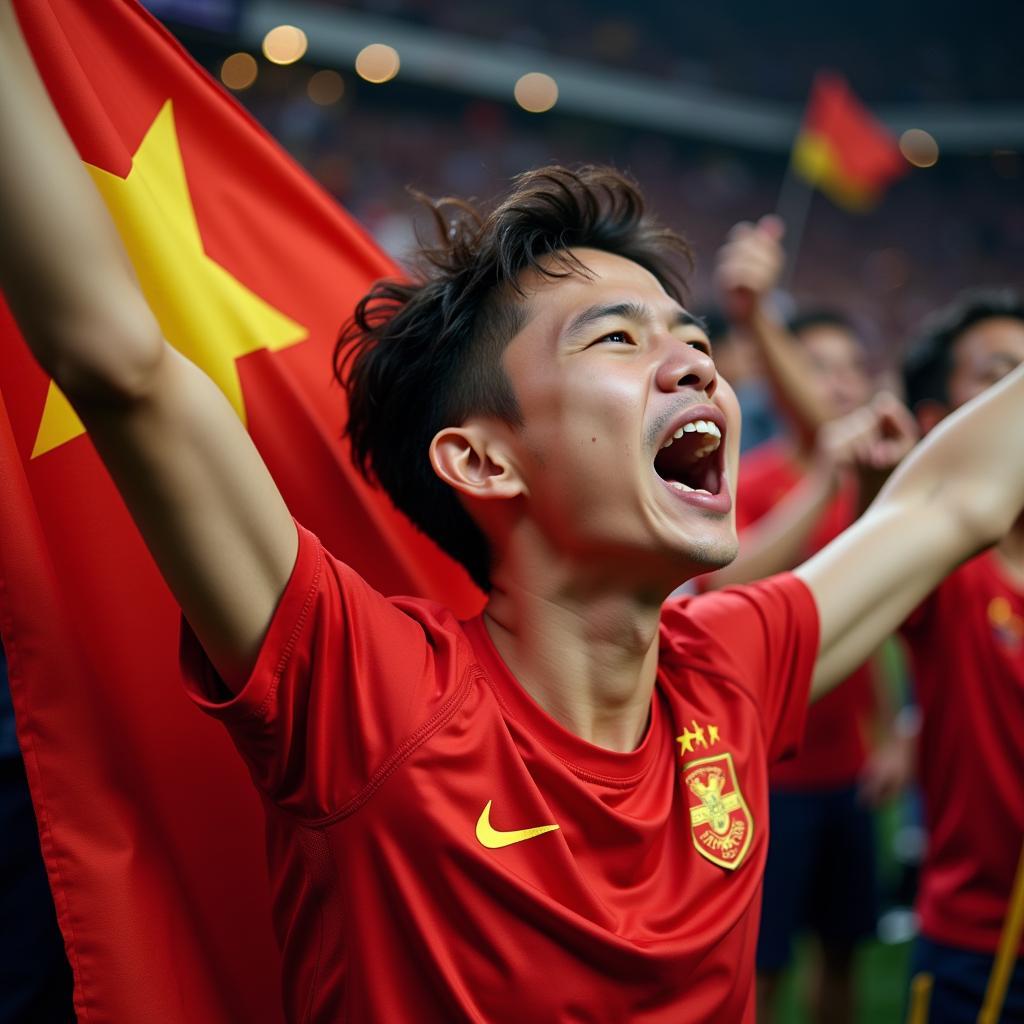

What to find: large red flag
left=0, top=1, right=482, bottom=1020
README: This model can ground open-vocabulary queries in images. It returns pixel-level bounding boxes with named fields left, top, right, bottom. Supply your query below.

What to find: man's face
left=493, top=248, right=741, bottom=585
left=798, top=325, right=871, bottom=418
left=948, top=316, right=1024, bottom=410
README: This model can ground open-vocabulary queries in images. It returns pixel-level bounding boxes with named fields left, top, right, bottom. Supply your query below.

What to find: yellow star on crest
left=677, top=727, right=697, bottom=756
left=32, top=100, right=307, bottom=458
left=691, top=720, right=708, bottom=749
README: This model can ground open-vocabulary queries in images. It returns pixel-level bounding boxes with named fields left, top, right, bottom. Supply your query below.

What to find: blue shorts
left=756, top=785, right=878, bottom=973
left=909, top=935, right=1024, bottom=1024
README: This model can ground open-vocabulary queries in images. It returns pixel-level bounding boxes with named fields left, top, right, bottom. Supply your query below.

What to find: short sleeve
left=180, top=521, right=466, bottom=820
left=662, top=573, right=820, bottom=763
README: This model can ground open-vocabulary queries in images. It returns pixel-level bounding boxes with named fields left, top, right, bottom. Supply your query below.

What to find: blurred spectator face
left=710, top=331, right=759, bottom=389
left=797, top=325, right=871, bottom=418
left=947, top=316, right=1024, bottom=410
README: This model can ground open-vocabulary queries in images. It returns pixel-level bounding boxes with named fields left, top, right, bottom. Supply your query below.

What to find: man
left=712, top=221, right=916, bottom=1024
left=901, top=290, right=1024, bottom=1023
left=2, top=8, right=1023, bottom=1021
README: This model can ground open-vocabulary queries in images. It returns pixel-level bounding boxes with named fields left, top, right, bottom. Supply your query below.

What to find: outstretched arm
left=798, top=361, right=1024, bottom=697
left=0, top=3, right=297, bottom=689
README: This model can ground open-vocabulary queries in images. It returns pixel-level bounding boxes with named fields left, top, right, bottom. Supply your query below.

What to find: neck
left=484, top=559, right=670, bottom=753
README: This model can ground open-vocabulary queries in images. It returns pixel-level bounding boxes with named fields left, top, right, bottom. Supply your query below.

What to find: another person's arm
left=798, top=361, right=1024, bottom=697
left=0, top=3, right=297, bottom=689
left=857, top=644, right=917, bottom=806
left=715, top=216, right=831, bottom=453
left=706, top=398, right=914, bottom=588
left=702, top=464, right=835, bottom=588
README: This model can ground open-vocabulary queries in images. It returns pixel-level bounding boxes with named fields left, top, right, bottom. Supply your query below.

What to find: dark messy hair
left=335, top=165, right=693, bottom=590
left=902, top=288, right=1024, bottom=409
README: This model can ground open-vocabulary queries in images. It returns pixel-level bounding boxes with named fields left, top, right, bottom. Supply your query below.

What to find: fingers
left=715, top=216, right=787, bottom=320
left=868, top=392, right=920, bottom=468
left=858, top=755, right=899, bottom=807
left=818, top=405, right=877, bottom=470
left=757, top=214, right=786, bottom=241
left=822, top=396, right=919, bottom=475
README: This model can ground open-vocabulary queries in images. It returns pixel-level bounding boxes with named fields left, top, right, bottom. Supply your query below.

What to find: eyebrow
left=562, top=301, right=707, bottom=342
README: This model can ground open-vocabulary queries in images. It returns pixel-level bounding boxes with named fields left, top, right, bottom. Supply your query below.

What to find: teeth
left=662, top=419, right=722, bottom=451
left=668, top=481, right=713, bottom=496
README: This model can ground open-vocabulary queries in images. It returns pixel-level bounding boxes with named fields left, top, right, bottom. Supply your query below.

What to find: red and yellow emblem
left=683, top=752, right=754, bottom=871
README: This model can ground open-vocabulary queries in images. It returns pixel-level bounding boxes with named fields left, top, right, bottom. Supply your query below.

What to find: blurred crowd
left=213, top=54, right=1024, bottom=372
left=326, top=0, right=1023, bottom=104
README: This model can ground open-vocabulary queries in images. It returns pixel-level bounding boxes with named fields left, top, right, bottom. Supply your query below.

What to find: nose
left=655, top=339, right=718, bottom=398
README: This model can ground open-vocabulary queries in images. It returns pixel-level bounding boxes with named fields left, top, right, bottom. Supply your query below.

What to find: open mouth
left=653, top=418, right=723, bottom=496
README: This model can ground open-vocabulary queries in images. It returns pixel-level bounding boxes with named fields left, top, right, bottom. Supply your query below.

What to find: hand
left=858, top=731, right=916, bottom=807
left=714, top=215, right=786, bottom=325
left=853, top=392, right=920, bottom=507
left=815, top=394, right=919, bottom=490
left=814, top=404, right=878, bottom=479
left=858, top=392, right=920, bottom=473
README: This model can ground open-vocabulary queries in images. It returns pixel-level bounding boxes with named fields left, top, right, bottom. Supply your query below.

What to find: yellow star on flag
left=32, top=100, right=307, bottom=458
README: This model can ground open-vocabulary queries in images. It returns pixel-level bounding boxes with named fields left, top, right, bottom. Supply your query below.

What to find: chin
left=678, top=535, right=739, bottom=573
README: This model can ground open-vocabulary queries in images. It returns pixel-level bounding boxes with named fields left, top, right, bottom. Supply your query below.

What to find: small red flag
left=793, top=71, right=908, bottom=211
left=0, top=1, right=481, bottom=1021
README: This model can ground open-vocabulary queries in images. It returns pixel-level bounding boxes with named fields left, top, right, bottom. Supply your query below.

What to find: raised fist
left=714, top=215, right=786, bottom=325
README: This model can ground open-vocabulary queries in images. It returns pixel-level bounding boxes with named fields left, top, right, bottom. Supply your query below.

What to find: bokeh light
left=220, top=52, right=258, bottom=91
left=307, top=69, right=345, bottom=106
left=514, top=72, right=558, bottom=113
left=262, top=25, right=308, bottom=66
left=355, top=44, right=400, bottom=84
left=899, top=128, right=939, bottom=168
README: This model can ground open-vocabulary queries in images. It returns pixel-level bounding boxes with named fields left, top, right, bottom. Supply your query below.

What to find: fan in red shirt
left=710, top=224, right=916, bottom=1024
left=900, top=291, right=1024, bottom=1024
left=183, top=526, right=818, bottom=1022
left=4, top=15, right=1024, bottom=1020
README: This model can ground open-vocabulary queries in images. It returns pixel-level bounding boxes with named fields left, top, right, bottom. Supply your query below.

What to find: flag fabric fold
left=0, top=1, right=481, bottom=1020
left=792, top=71, right=907, bottom=211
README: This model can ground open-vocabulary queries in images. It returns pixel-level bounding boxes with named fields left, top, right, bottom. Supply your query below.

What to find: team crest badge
left=683, top=752, right=753, bottom=871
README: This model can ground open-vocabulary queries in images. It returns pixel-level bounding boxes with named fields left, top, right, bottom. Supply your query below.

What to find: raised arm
left=0, top=3, right=297, bottom=689
left=715, top=216, right=831, bottom=453
left=797, top=361, right=1024, bottom=696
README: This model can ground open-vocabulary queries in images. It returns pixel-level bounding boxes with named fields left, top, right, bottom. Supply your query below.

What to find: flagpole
left=775, top=145, right=814, bottom=291
left=977, top=837, right=1024, bottom=1024
left=906, top=972, right=933, bottom=1024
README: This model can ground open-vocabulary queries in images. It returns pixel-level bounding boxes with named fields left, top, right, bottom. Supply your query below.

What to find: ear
left=914, top=399, right=949, bottom=436
left=429, top=422, right=525, bottom=501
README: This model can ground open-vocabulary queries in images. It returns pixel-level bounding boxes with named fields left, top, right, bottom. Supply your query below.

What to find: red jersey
left=734, top=440, right=874, bottom=789
left=900, top=550, right=1024, bottom=954
left=181, top=522, right=819, bottom=1022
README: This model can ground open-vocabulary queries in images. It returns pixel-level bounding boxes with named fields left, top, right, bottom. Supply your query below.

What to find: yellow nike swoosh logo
left=475, top=800, right=560, bottom=849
